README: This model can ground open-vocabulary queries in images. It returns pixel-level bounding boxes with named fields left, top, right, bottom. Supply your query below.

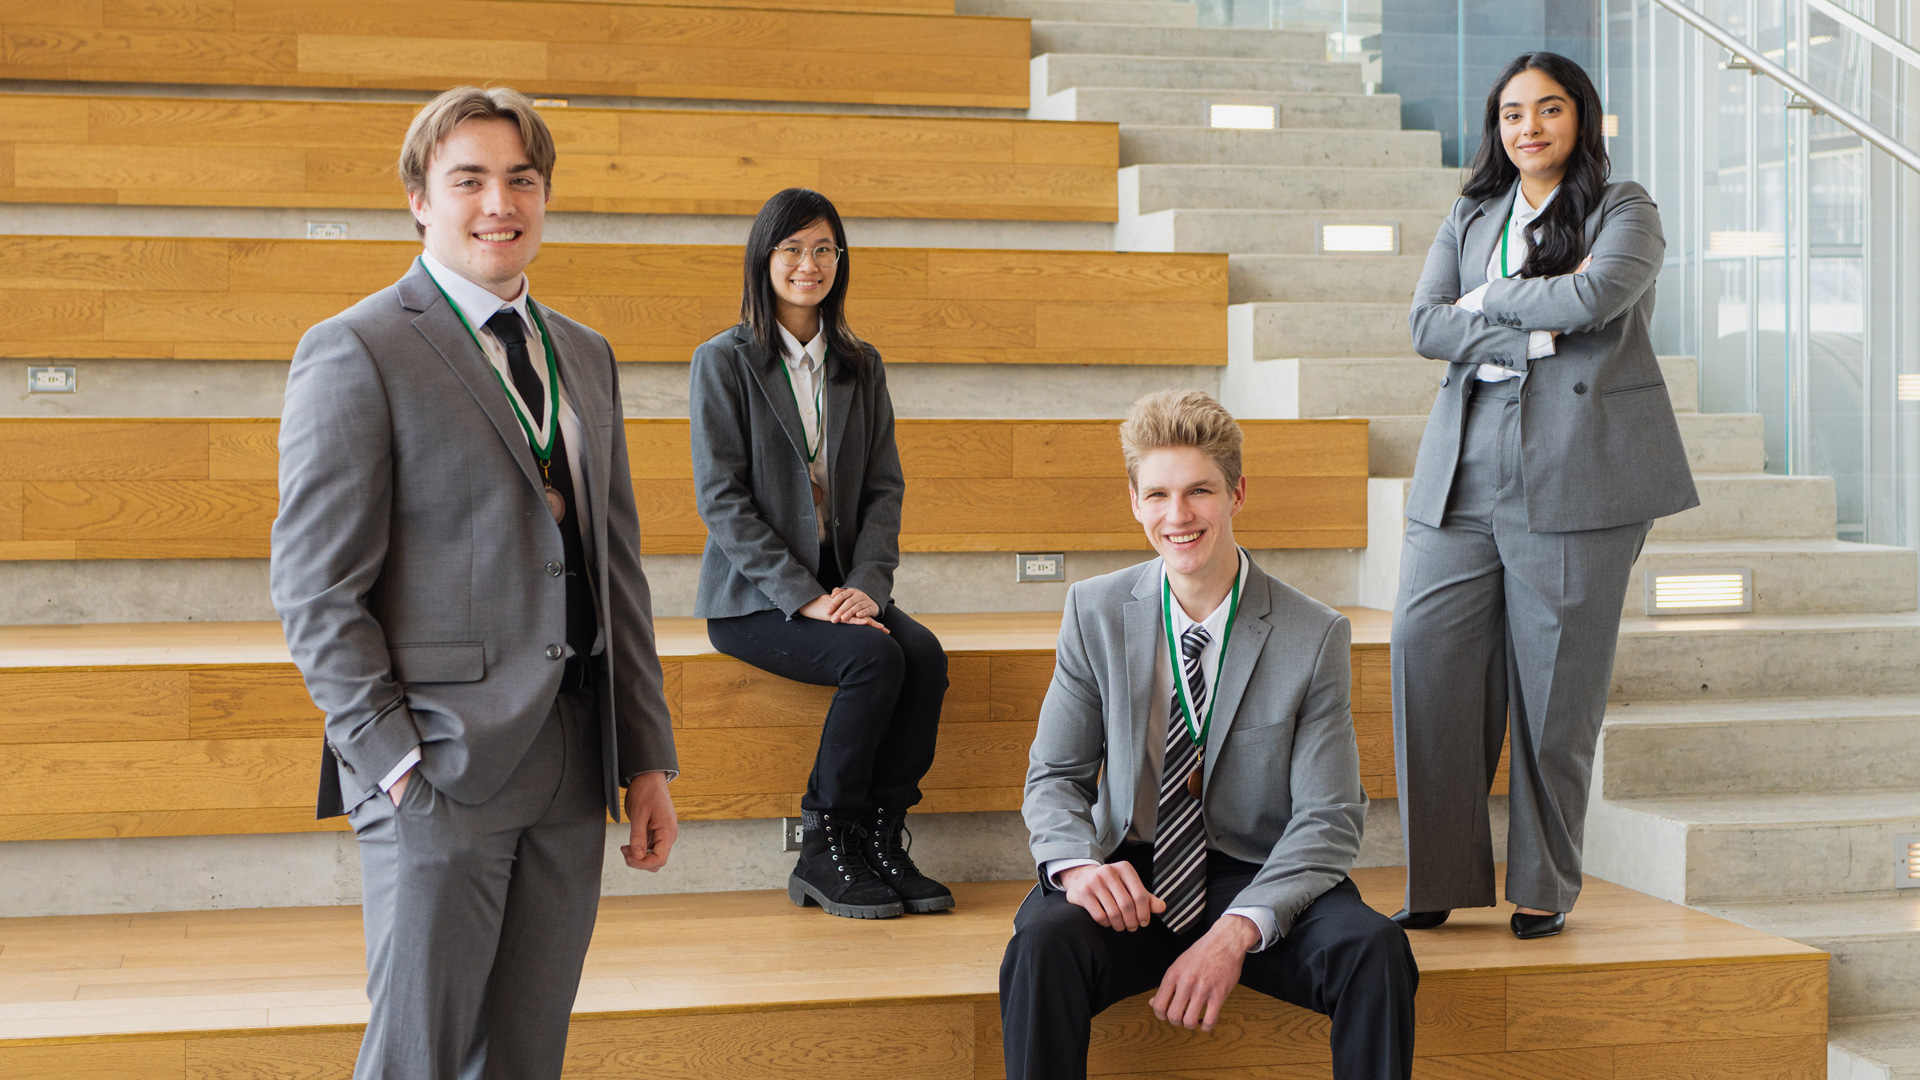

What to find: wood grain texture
left=0, top=2, right=1029, bottom=108
left=0, top=413, right=1352, bottom=559
left=0, top=237, right=1218, bottom=365
left=1504, top=959, right=1828, bottom=1049
left=0, top=93, right=1113, bottom=221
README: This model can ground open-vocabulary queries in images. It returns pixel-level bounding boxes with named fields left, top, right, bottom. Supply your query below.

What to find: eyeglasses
left=773, top=244, right=843, bottom=267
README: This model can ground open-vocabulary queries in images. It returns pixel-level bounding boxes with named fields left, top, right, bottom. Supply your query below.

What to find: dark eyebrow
left=442, top=162, right=539, bottom=176
left=1501, top=93, right=1570, bottom=109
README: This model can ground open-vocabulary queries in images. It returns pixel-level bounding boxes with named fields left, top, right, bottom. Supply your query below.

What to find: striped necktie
left=1153, top=622, right=1211, bottom=933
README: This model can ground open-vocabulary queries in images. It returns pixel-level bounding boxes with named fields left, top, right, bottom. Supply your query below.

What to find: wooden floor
left=0, top=867, right=1826, bottom=1078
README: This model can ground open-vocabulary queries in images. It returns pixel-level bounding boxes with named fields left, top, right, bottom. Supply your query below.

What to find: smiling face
left=1498, top=67, right=1581, bottom=196
left=407, top=117, right=548, bottom=298
left=769, top=218, right=839, bottom=328
left=1129, top=446, right=1246, bottom=581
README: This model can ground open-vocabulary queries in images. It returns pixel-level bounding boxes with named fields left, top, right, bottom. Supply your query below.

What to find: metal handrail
left=1803, top=0, right=1920, bottom=74
left=1654, top=0, right=1920, bottom=175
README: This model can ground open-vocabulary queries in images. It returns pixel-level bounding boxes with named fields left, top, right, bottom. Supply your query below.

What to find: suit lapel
left=1119, top=560, right=1162, bottom=830
left=1203, top=561, right=1273, bottom=782
left=399, top=261, right=544, bottom=495
left=539, top=302, right=607, bottom=569
left=823, top=348, right=855, bottom=482
left=1460, top=186, right=1518, bottom=293
left=742, top=340, right=814, bottom=465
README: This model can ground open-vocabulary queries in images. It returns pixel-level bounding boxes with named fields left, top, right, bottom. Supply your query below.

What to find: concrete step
left=1228, top=254, right=1427, bottom=304
left=1610, top=612, right=1920, bottom=700
left=1032, top=53, right=1363, bottom=100
left=1122, top=125, right=1442, bottom=169
left=1651, top=473, right=1837, bottom=541
left=1127, top=163, right=1462, bottom=214
left=1230, top=300, right=1413, bottom=358
left=960, top=0, right=1197, bottom=25
left=1831, top=1015, right=1920, bottom=1079
left=1116, top=207, right=1449, bottom=255
left=1219, top=354, right=1700, bottom=427
left=1364, top=410, right=1756, bottom=477
left=1030, top=21, right=1323, bottom=59
left=1705, top=893, right=1920, bottom=1019
left=1600, top=695, right=1920, bottom=799
left=1584, top=787, right=1920, bottom=904
left=1034, top=85, right=1403, bottom=128
left=1629, top=539, right=1918, bottom=616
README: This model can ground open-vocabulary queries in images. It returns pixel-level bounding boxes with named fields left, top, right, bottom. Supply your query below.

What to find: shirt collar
left=1510, top=181, right=1559, bottom=227
left=776, top=321, right=828, bottom=372
left=1164, top=548, right=1249, bottom=636
left=420, top=250, right=533, bottom=339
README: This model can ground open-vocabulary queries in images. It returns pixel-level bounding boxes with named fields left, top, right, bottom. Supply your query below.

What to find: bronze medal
left=811, top=479, right=826, bottom=507
left=544, top=483, right=566, bottom=524
left=1187, top=765, right=1202, bottom=801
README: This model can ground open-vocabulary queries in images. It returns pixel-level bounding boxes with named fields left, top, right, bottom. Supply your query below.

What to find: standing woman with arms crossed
left=691, top=187, right=953, bottom=920
left=1391, top=53, right=1696, bottom=939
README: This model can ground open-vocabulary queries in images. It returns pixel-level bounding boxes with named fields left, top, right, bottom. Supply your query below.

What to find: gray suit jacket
left=1405, top=180, right=1699, bottom=532
left=272, top=260, right=678, bottom=819
left=1022, top=555, right=1365, bottom=937
left=688, top=324, right=905, bottom=619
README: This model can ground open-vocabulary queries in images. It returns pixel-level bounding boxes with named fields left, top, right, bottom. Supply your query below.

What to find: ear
left=1228, top=474, right=1247, bottom=516
left=406, top=186, right=430, bottom=231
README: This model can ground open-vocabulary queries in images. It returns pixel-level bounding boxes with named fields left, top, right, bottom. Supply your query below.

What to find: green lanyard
left=421, top=257, right=561, bottom=464
left=775, top=348, right=826, bottom=463
left=1499, top=216, right=1515, bottom=279
left=1161, top=560, right=1244, bottom=748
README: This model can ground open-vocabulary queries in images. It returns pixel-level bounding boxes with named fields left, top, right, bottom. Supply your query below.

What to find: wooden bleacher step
left=0, top=3, right=1031, bottom=108
left=0, top=94, right=1118, bottom=222
left=0, top=868, right=1829, bottom=1079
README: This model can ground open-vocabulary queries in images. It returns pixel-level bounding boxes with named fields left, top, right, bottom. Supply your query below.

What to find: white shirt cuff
left=1526, top=330, right=1557, bottom=359
left=1455, top=281, right=1490, bottom=313
left=1224, top=906, right=1279, bottom=951
left=379, top=747, right=421, bottom=792
left=1042, top=858, right=1102, bottom=890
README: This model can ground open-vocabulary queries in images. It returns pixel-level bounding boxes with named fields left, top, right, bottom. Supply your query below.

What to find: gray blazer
left=1022, top=555, right=1365, bottom=937
left=689, top=324, right=905, bottom=619
left=272, top=261, right=678, bottom=820
left=1405, top=180, right=1699, bottom=532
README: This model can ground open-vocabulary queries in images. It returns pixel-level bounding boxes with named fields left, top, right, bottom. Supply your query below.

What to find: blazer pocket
left=1601, top=381, right=1666, bottom=398
left=390, top=642, right=486, bottom=684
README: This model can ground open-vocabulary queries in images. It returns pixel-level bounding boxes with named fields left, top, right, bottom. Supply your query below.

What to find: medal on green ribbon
left=1161, top=560, right=1243, bottom=800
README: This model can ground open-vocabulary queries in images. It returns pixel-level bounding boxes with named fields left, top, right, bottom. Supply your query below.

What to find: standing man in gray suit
left=999, top=390, right=1416, bottom=1080
left=1393, top=54, right=1696, bottom=940
left=271, top=86, right=679, bottom=1080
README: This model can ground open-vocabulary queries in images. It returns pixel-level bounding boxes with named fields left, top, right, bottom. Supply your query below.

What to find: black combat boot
left=859, top=806, right=955, bottom=914
left=788, top=810, right=904, bottom=919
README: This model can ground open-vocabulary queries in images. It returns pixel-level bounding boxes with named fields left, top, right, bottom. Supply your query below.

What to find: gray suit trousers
left=348, top=690, right=606, bottom=1080
left=1391, top=378, right=1649, bottom=914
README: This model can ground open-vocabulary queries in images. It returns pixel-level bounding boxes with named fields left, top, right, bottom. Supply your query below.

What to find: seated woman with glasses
left=689, top=187, right=952, bottom=920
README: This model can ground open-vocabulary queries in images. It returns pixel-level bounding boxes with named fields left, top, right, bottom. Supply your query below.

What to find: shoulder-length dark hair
left=740, top=188, right=873, bottom=382
left=1461, top=52, right=1610, bottom=278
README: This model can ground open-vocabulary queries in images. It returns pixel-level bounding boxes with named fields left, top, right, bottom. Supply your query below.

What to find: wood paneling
left=0, top=872, right=1829, bottom=1080
left=0, top=237, right=1221, bottom=365
left=0, top=3, right=1029, bottom=108
left=0, top=414, right=1354, bottom=561
left=0, top=94, right=1115, bottom=221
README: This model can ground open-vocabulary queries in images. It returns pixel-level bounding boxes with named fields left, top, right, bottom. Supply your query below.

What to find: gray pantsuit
left=1394, top=181, right=1697, bottom=914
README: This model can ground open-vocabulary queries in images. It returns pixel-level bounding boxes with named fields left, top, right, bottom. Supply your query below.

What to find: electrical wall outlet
left=781, top=817, right=805, bottom=852
left=1899, top=833, right=1920, bottom=889
left=306, top=221, right=349, bottom=239
left=1016, top=552, right=1065, bottom=582
left=27, top=365, right=76, bottom=393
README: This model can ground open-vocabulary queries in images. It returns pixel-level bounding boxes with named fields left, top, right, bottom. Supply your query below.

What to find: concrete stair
left=1029, top=22, right=1322, bottom=59
left=1832, top=1015, right=1920, bottom=1079
left=1126, top=165, right=1463, bottom=214
left=1038, top=86, right=1403, bottom=128
left=1228, top=254, right=1427, bottom=303
left=1122, top=126, right=1442, bottom=168
left=1119, top=207, right=1449, bottom=255
left=1032, top=53, right=1361, bottom=98
left=961, top=0, right=1198, bottom=24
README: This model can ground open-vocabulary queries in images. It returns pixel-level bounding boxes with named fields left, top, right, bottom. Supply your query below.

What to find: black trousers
left=705, top=547, right=948, bottom=814
left=998, top=844, right=1418, bottom=1080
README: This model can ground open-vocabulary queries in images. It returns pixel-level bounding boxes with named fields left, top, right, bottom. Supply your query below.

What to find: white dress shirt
left=1043, top=551, right=1281, bottom=951
left=1456, top=183, right=1559, bottom=381
left=382, top=253, right=597, bottom=792
left=775, top=322, right=830, bottom=542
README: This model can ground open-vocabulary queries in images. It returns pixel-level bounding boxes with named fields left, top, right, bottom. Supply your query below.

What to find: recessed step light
left=1645, top=569, right=1753, bottom=615
left=1899, top=834, right=1920, bottom=889
left=1708, top=230, right=1785, bottom=256
left=1898, top=374, right=1920, bottom=401
left=1208, top=103, right=1275, bottom=129
left=1317, top=223, right=1399, bottom=254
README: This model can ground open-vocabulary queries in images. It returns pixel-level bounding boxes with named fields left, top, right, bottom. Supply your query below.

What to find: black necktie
left=485, top=309, right=597, bottom=662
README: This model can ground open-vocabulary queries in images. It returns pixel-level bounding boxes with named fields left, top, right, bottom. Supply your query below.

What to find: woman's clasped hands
left=798, top=586, right=889, bottom=633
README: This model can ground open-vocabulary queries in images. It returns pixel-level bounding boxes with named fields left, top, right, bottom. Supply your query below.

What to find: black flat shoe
left=1510, top=911, right=1565, bottom=939
left=1390, top=908, right=1451, bottom=930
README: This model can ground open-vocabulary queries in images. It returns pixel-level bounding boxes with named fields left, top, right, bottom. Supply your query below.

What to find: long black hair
left=740, top=188, right=873, bottom=382
left=1461, top=52, right=1610, bottom=278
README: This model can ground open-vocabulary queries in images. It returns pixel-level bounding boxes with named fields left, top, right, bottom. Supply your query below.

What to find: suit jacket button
left=1574, top=382, right=1588, bottom=394
left=546, top=644, right=564, bottom=660
left=546, top=560, right=563, bottom=577
left=1440, top=375, right=1450, bottom=387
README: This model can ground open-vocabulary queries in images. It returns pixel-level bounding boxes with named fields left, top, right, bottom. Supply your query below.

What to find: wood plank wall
left=0, top=417, right=1366, bottom=559
left=0, top=237, right=1225, bottom=365
left=0, top=95, right=1117, bottom=221
left=0, top=3, right=1030, bottom=107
